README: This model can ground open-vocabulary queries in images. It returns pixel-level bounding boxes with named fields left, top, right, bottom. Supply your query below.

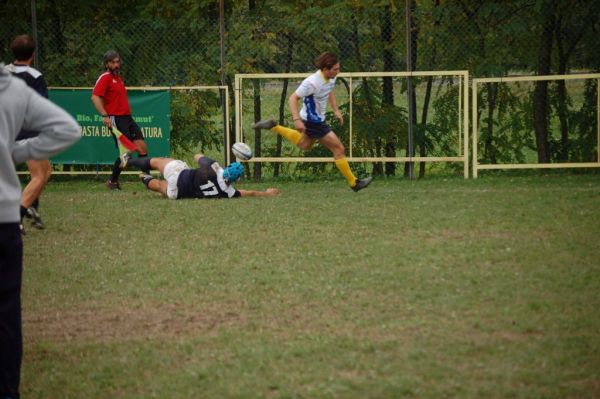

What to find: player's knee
left=332, top=143, right=346, bottom=157
left=298, top=141, right=312, bottom=151
left=136, top=142, right=148, bottom=155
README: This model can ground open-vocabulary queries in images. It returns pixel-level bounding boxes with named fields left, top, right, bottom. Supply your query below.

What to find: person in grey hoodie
left=0, top=65, right=80, bottom=399
left=5, top=34, right=53, bottom=233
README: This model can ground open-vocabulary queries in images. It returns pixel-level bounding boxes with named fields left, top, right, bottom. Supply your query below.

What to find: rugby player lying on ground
left=121, top=153, right=280, bottom=199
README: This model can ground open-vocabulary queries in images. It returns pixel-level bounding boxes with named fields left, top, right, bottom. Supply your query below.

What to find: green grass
left=20, top=173, right=600, bottom=398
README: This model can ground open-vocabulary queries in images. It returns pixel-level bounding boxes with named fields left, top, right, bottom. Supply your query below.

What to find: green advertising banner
left=49, top=89, right=170, bottom=164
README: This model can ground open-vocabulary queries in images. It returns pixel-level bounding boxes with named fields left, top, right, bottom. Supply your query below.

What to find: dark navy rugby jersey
left=4, top=63, right=48, bottom=98
left=176, top=157, right=240, bottom=199
left=5, top=63, right=49, bottom=140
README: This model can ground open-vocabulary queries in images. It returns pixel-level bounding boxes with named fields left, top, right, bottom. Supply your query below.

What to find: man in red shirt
left=91, top=50, right=149, bottom=190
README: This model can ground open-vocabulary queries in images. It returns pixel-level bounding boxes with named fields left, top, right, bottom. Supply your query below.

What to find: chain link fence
left=4, top=2, right=597, bottom=86
left=2, top=1, right=599, bottom=177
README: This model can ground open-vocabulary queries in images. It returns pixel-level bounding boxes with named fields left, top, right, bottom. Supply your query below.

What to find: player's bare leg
left=296, top=134, right=317, bottom=151
left=142, top=176, right=167, bottom=197
left=132, top=157, right=173, bottom=197
left=148, top=158, right=175, bottom=175
left=318, top=131, right=346, bottom=159
left=20, top=159, right=51, bottom=230
left=133, top=139, right=148, bottom=157
left=21, top=159, right=51, bottom=208
left=122, top=156, right=172, bottom=174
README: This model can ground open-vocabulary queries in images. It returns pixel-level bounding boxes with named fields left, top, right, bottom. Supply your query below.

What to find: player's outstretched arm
left=238, top=188, right=280, bottom=197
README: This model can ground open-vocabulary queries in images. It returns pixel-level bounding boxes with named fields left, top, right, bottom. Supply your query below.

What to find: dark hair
left=103, top=49, right=120, bottom=68
left=315, top=52, right=339, bottom=70
left=11, top=34, right=35, bottom=61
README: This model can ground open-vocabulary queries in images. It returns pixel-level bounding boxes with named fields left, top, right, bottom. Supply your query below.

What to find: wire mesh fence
left=4, top=2, right=598, bottom=86
left=2, top=0, right=599, bottom=177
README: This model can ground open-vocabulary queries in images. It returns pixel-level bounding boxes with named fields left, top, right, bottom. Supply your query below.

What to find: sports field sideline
left=20, top=174, right=600, bottom=398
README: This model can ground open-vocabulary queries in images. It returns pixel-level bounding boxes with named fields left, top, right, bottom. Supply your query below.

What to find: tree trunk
left=404, top=0, right=417, bottom=178
left=226, top=76, right=236, bottom=164
left=418, top=0, right=440, bottom=178
left=274, top=33, right=293, bottom=177
left=275, top=79, right=286, bottom=178
left=252, top=80, right=262, bottom=180
left=351, top=6, right=379, bottom=174
left=419, top=76, right=433, bottom=178
left=249, top=0, right=261, bottom=180
left=553, top=8, right=589, bottom=162
left=555, top=23, right=569, bottom=161
left=484, top=82, right=498, bottom=164
left=532, top=2, right=555, bottom=163
left=381, top=4, right=396, bottom=176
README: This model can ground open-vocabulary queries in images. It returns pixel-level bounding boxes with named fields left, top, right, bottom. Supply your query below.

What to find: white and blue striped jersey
left=296, top=70, right=336, bottom=123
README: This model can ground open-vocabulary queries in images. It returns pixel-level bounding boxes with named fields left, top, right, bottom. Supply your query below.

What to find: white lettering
left=142, top=127, right=163, bottom=138
left=200, top=181, right=218, bottom=196
left=80, top=125, right=102, bottom=137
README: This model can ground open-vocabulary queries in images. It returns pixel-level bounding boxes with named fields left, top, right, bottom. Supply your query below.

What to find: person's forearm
left=289, top=94, right=301, bottom=120
left=91, top=95, right=112, bottom=127
left=239, top=190, right=266, bottom=197
left=91, top=95, right=108, bottom=116
left=328, top=92, right=339, bottom=113
left=239, top=188, right=279, bottom=197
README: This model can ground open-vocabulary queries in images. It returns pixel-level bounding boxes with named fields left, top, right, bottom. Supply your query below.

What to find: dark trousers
left=0, top=223, right=23, bottom=398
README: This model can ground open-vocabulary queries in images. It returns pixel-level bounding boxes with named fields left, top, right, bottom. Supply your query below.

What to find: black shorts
left=16, top=129, right=39, bottom=141
left=112, top=115, right=144, bottom=141
left=304, top=120, right=332, bottom=139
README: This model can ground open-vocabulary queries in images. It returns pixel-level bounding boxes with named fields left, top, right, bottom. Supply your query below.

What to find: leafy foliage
left=2, top=0, right=599, bottom=176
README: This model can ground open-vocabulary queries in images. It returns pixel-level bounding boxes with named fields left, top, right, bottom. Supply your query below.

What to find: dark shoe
left=139, top=173, right=155, bottom=187
left=352, top=176, right=373, bottom=192
left=20, top=223, right=26, bottom=235
left=27, top=207, right=45, bottom=229
left=106, top=180, right=121, bottom=190
left=119, top=151, right=131, bottom=168
left=251, top=119, right=277, bottom=129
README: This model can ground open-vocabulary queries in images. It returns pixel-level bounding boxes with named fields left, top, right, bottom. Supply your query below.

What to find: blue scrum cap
left=223, top=162, right=244, bottom=183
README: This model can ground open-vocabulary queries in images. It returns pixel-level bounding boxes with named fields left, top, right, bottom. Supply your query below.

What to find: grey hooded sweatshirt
left=0, top=66, right=80, bottom=223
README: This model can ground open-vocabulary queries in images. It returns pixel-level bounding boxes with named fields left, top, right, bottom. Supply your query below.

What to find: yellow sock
left=272, top=125, right=301, bottom=145
left=335, top=158, right=357, bottom=187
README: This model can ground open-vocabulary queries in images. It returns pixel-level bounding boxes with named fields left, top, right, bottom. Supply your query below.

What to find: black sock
left=142, top=175, right=155, bottom=188
left=32, top=198, right=39, bottom=210
left=20, top=205, right=27, bottom=220
left=128, top=156, right=152, bottom=172
left=110, top=157, right=121, bottom=182
left=137, top=153, right=150, bottom=174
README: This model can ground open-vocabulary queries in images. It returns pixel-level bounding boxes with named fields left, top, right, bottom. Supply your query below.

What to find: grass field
left=20, top=173, right=600, bottom=398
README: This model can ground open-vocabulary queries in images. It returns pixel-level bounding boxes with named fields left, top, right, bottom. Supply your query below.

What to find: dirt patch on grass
left=23, top=295, right=420, bottom=345
left=420, top=228, right=552, bottom=245
left=23, top=302, right=248, bottom=343
left=569, top=378, right=600, bottom=399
